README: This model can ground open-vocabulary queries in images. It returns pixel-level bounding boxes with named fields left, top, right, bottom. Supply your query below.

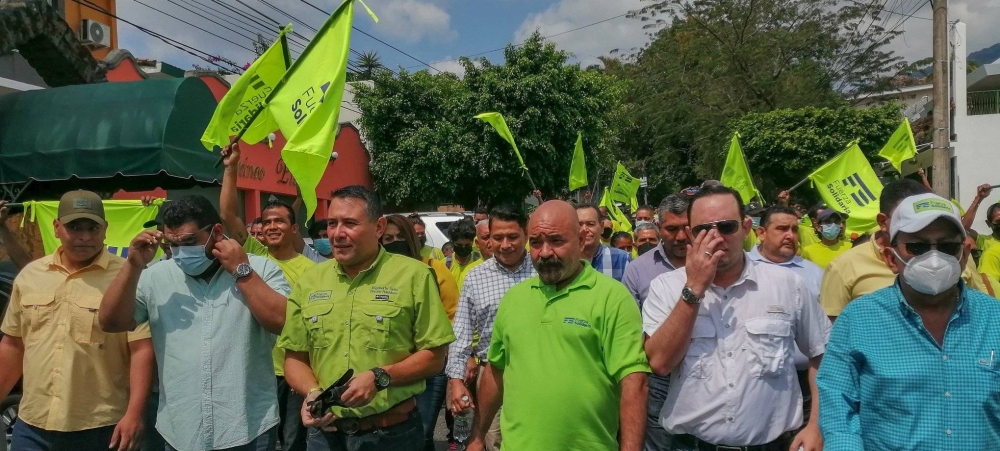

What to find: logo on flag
left=841, top=173, right=877, bottom=208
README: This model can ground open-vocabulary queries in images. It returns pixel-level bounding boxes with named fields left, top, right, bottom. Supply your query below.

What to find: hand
left=917, top=167, right=925, bottom=178
left=532, top=190, right=543, bottom=202
left=978, top=183, right=993, bottom=200
left=465, top=437, right=485, bottom=451
left=464, top=357, right=479, bottom=382
left=127, top=230, right=163, bottom=268
left=339, top=370, right=378, bottom=408
left=683, top=227, right=725, bottom=298
left=301, top=389, right=336, bottom=429
left=0, top=200, right=10, bottom=222
left=789, top=423, right=822, bottom=451
left=221, top=142, right=241, bottom=168
left=109, top=411, right=144, bottom=451
left=448, top=378, right=474, bottom=413
left=140, top=195, right=159, bottom=207
left=211, top=238, right=250, bottom=274
left=777, top=190, right=790, bottom=205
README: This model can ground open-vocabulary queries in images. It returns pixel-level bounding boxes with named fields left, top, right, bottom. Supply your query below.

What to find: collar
left=748, top=245, right=806, bottom=268
left=491, top=251, right=532, bottom=274
left=51, top=246, right=112, bottom=272
left=334, top=246, right=387, bottom=280
left=587, top=243, right=607, bottom=261
left=715, top=253, right=758, bottom=289
left=651, top=245, right=680, bottom=270
left=532, top=261, right=598, bottom=300
left=893, top=279, right=967, bottom=319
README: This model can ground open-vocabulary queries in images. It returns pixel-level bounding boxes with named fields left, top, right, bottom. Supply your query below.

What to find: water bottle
left=453, top=400, right=475, bottom=446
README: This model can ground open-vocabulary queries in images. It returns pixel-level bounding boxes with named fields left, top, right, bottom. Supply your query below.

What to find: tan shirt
left=0, top=249, right=151, bottom=432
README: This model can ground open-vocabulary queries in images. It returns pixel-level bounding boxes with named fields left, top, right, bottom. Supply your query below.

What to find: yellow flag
left=720, top=132, right=762, bottom=204
left=808, top=142, right=884, bottom=234
left=200, top=25, right=291, bottom=151
left=877, top=119, right=917, bottom=171
left=568, top=132, right=588, bottom=191
left=599, top=187, right=633, bottom=233
left=610, top=162, right=640, bottom=212
left=24, top=200, right=161, bottom=256
left=475, top=112, right=528, bottom=172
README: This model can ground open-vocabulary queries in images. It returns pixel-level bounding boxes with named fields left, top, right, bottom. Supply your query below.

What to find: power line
left=171, top=0, right=306, bottom=52
left=129, top=0, right=256, bottom=53
left=161, top=0, right=262, bottom=47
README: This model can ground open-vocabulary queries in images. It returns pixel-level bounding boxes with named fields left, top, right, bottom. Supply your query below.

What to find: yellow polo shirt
left=800, top=240, right=852, bottom=269
left=425, top=257, right=459, bottom=322
left=977, top=234, right=1000, bottom=254
left=420, top=245, right=445, bottom=261
left=0, top=248, right=151, bottom=432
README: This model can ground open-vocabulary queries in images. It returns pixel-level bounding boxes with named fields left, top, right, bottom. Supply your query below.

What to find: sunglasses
left=899, top=241, right=963, bottom=257
left=691, top=219, right=741, bottom=237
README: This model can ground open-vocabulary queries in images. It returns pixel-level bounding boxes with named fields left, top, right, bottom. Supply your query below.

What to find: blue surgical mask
left=636, top=220, right=652, bottom=227
left=821, top=223, right=842, bottom=241
left=312, top=238, right=332, bottom=256
left=171, top=228, right=216, bottom=276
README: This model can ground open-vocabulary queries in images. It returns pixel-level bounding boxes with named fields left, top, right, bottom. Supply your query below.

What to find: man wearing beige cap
left=0, top=190, right=154, bottom=451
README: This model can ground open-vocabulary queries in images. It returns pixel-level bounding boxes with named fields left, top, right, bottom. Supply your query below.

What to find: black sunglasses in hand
left=691, top=219, right=741, bottom=237
left=308, top=369, right=354, bottom=418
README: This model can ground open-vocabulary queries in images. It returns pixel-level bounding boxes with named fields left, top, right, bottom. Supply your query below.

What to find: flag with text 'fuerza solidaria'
left=200, top=25, right=291, bottom=151
left=568, top=132, right=588, bottom=191
left=475, top=112, right=530, bottom=175
left=720, top=132, right=762, bottom=205
left=610, top=162, right=640, bottom=212
left=877, top=118, right=918, bottom=172
left=23, top=200, right=161, bottom=256
left=807, top=142, right=884, bottom=234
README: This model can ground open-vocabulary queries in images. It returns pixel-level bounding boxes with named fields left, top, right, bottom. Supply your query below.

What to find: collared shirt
left=445, top=254, right=535, bottom=380
left=135, top=256, right=290, bottom=451
left=0, top=249, right=151, bottom=432
left=977, top=234, right=1000, bottom=254
left=747, top=246, right=824, bottom=298
left=488, top=263, right=651, bottom=451
left=642, top=255, right=831, bottom=446
left=278, top=248, right=455, bottom=418
left=589, top=244, right=631, bottom=282
left=302, top=244, right=330, bottom=263
left=800, top=239, right=851, bottom=269
left=424, top=257, right=459, bottom=322
left=420, top=244, right=445, bottom=261
left=622, top=244, right=680, bottom=308
left=818, top=282, right=1000, bottom=450
left=447, top=256, right=483, bottom=290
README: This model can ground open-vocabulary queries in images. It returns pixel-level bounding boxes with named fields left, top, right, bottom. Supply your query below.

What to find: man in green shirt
left=469, top=200, right=650, bottom=451
left=279, top=185, right=455, bottom=451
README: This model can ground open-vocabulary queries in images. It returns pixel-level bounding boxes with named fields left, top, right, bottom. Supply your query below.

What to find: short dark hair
left=658, top=194, right=690, bottom=217
left=406, top=212, right=425, bottom=227
left=760, top=205, right=800, bottom=228
left=262, top=200, right=296, bottom=224
left=474, top=206, right=489, bottom=216
left=688, top=185, right=746, bottom=220
left=307, top=219, right=328, bottom=239
left=636, top=205, right=655, bottom=215
left=448, top=218, right=477, bottom=242
left=879, top=179, right=929, bottom=215
left=252, top=217, right=263, bottom=225
left=986, top=203, right=1000, bottom=224
left=610, top=231, right=632, bottom=246
left=489, top=204, right=528, bottom=231
left=331, top=185, right=382, bottom=221
left=574, top=203, right=602, bottom=220
left=162, top=195, right=221, bottom=229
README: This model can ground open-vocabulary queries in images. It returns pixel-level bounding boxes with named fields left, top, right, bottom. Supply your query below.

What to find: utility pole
left=931, top=0, right=951, bottom=197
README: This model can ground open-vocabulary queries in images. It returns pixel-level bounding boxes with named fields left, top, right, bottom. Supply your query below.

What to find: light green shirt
left=488, top=262, right=650, bottom=451
left=977, top=234, right=1000, bottom=254
left=278, top=248, right=455, bottom=418
left=420, top=244, right=445, bottom=261
left=449, top=257, right=482, bottom=290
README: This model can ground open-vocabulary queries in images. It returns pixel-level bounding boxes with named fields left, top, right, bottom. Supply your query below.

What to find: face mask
left=453, top=243, right=473, bottom=258
left=637, top=242, right=657, bottom=256
left=636, top=220, right=652, bottom=227
left=418, top=235, right=427, bottom=246
left=893, top=249, right=962, bottom=295
left=601, top=228, right=613, bottom=240
left=383, top=240, right=413, bottom=258
left=171, top=227, right=216, bottom=276
left=821, top=223, right=842, bottom=241
left=312, top=238, right=332, bottom=256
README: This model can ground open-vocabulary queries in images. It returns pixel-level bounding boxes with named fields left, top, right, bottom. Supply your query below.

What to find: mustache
left=537, top=257, right=563, bottom=272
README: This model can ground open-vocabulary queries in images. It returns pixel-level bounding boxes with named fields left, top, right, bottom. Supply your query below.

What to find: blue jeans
left=164, top=426, right=277, bottom=451
left=277, top=377, right=307, bottom=451
left=644, top=374, right=694, bottom=451
left=414, top=373, right=446, bottom=451
left=11, top=420, right=115, bottom=451
left=142, top=392, right=166, bottom=451
left=305, top=411, right=422, bottom=451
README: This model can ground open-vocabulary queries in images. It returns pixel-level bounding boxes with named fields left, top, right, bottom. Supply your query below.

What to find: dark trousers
left=305, top=411, right=422, bottom=451
left=164, top=426, right=277, bottom=451
left=645, top=373, right=693, bottom=451
left=10, top=421, right=115, bottom=451
left=414, top=373, right=447, bottom=451
left=278, top=376, right=308, bottom=451
left=142, top=392, right=166, bottom=451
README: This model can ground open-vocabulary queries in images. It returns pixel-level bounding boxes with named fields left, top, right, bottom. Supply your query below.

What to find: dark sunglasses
left=899, top=241, right=963, bottom=257
left=691, top=219, right=741, bottom=237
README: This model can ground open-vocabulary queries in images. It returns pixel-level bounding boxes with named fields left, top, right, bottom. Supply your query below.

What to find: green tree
left=353, top=50, right=384, bottom=81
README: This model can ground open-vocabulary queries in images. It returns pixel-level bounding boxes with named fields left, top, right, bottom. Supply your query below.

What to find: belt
left=332, top=398, right=417, bottom=435
left=677, top=431, right=794, bottom=451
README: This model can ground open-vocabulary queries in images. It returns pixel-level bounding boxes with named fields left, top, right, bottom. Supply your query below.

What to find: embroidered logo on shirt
left=563, top=317, right=591, bottom=328
left=309, top=290, right=332, bottom=303
left=767, top=305, right=785, bottom=314
left=373, top=295, right=390, bottom=302
left=370, top=286, right=399, bottom=296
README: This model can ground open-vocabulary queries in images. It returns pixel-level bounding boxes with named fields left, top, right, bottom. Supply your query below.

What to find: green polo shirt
left=278, top=248, right=455, bottom=418
left=487, top=262, right=650, bottom=451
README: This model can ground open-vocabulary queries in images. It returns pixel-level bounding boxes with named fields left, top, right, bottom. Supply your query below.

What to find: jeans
left=164, top=426, right=277, bottom=451
left=305, top=411, right=422, bottom=451
left=10, top=421, right=115, bottom=451
left=142, top=392, right=166, bottom=451
left=414, top=373, right=447, bottom=451
left=277, top=377, right=307, bottom=451
left=644, top=374, right=693, bottom=451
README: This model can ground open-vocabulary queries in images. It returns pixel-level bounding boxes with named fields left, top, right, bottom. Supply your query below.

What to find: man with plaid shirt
left=446, top=205, right=535, bottom=451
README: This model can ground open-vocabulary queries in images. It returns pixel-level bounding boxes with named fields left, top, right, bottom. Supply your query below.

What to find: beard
left=535, top=256, right=565, bottom=285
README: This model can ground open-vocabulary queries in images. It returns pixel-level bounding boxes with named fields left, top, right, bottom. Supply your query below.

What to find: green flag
left=568, top=132, right=588, bottom=191
left=808, top=142, right=884, bottom=234
left=720, top=132, right=762, bottom=204
left=25, top=200, right=161, bottom=257
left=877, top=118, right=917, bottom=171
left=200, top=25, right=291, bottom=151
left=610, top=162, right=640, bottom=212
left=475, top=112, right=528, bottom=172
left=599, top=187, right=632, bottom=233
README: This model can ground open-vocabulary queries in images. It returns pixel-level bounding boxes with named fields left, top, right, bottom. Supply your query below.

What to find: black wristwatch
left=371, top=367, right=391, bottom=391
left=233, top=263, right=254, bottom=280
left=680, top=286, right=704, bottom=305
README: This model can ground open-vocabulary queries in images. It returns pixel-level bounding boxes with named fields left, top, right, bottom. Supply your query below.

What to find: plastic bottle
left=453, top=400, right=475, bottom=444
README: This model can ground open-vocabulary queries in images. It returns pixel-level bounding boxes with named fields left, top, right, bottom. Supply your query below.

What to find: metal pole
left=931, top=0, right=952, bottom=197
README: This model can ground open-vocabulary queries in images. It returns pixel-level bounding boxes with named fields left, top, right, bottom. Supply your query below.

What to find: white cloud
left=430, top=57, right=466, bottom=77
left=513, top=0, right=646, bottom=67
left=378, top=0, right=458, bottom=44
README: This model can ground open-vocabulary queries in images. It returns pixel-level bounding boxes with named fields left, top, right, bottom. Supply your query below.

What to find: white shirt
left=642, top=255, right=831, bottom=446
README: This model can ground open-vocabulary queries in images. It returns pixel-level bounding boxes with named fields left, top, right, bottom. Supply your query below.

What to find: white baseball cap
left=889, top=193, right=966, bottom=242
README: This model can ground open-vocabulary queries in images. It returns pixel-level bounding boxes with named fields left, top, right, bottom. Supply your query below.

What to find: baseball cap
left=889, top=193, right=965, bottom=242
left=816, top=209, right=844, bottom=223
left=58, top=190, right=106, bottom=226
left=700, top=179, right=722, bottom=188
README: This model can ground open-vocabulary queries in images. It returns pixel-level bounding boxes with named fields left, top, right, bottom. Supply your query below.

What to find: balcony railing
left=968, top=90, right=1000, bottom=116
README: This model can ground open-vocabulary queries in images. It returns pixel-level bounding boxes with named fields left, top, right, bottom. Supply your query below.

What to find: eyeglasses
left=163, top=224, right=213, bottom=244
left=691, top=220, right=741, bottom=237
left=899, top=241, right=963, bottom=257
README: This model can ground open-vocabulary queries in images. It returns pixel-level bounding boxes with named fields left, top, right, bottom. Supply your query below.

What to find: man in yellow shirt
left=0, top=190, right=153, bottom=451
left=821, top=179, right=988, bottom=320
left=801, top=209, right=852, bottom=269
left=446, top=218, right=482, bottom=289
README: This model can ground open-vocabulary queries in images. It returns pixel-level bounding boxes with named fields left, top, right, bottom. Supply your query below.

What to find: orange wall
left=64, top=0, right=118, bottom=61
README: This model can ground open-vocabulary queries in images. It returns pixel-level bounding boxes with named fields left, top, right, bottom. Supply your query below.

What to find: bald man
left=467, top=201, right=651, bottom=451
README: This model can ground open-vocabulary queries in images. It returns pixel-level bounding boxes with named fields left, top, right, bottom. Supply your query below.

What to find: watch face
left=375, top=370, right=390, bottom=387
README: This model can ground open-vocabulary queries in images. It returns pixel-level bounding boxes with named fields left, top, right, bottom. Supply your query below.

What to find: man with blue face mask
left=801, top=209, right=851, bottom=269
left=818, top=192, right=1000, bottom=449
left=307, top=219, right=332, bottom=259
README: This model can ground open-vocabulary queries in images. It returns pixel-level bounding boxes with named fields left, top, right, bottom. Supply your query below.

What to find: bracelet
left=307, top=387, right=323, bottom=396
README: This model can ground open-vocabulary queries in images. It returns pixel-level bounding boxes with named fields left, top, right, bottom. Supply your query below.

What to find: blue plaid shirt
left=818, top=281, right=1000, bottom=450
left=590, top=244, right=631, bottom=282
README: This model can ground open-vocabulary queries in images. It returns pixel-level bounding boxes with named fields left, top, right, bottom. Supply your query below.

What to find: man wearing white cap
left=818, top=193, right=1000, bottom=449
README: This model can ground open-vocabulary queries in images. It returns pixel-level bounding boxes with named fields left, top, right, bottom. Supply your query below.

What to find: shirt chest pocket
left=20, top=293, right=57, bottom=338
left=681, top=318, right=717, bottom=379
left=363, top=304, right=401, bottom=352
left=69, top=295, right=106, bottom=345
left=302, top=303, right=335, bottom=349
left=744, top=318, right=792, bottom=378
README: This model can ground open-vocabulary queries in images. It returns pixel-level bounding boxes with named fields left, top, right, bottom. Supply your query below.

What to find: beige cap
left=58, top=190, right=106, bottom=226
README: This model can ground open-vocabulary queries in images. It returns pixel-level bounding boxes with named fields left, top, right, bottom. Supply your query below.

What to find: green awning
left=0, top=77, right=222, bottom=194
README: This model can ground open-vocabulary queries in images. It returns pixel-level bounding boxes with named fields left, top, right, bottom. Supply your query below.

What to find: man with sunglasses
left=643, top=185, right=830, bottom=451
left=99, top=195, right=292, bottom=451
left=818, top=192, right=1000, bottom=449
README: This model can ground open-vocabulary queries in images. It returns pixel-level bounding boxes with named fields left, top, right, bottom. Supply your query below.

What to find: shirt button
left=725, top=324, right=731, bottom=329
left=727, top=352, right=733, bottom=358
left=344, top=321, right=349, bottom=326
left=946, top=429, right=952, bottom=435
left=942, top=355, right=949, bottom=361
left=727, top=417, right=734, bottom=422
left=945, top=391, right=951, bottom=397
left=728, top=383, right=734, bottom=388
left=343, top=352, right=348, bottom=357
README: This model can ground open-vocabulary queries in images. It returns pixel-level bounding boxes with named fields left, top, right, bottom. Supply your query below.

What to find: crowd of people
left=0, top=142, right=999, bottom=451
